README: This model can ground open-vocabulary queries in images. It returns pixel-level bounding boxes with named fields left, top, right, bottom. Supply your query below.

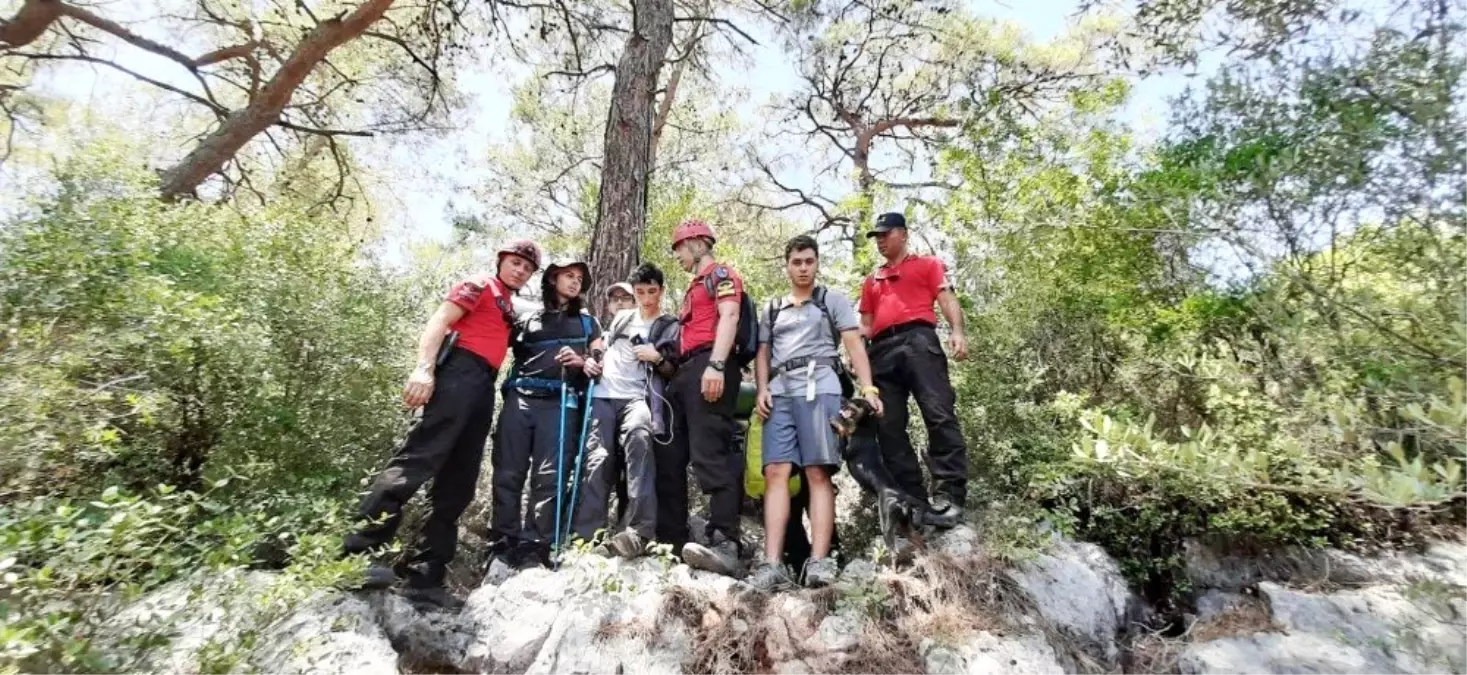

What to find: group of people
left=340, top=211, right=971, bottom=609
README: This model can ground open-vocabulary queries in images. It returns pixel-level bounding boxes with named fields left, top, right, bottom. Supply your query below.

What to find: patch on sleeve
left=716, top=279, right=737, bottom=298
left=448, top=281, right=484, bottom=307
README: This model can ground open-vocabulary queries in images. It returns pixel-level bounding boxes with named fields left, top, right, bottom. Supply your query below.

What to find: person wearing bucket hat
left=859, top=210, right=970, bottom=529
left=487, top=257, right=604, bottom=571
left=343, top=237, right=540, bottom=610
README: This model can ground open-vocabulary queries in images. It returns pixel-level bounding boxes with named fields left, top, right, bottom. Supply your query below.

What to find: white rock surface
left=1005, top=534, right=1140, bottom=659
left=1182, top=541, right=1467, bottom=675
left=922, top=631, right=1066, bottom=675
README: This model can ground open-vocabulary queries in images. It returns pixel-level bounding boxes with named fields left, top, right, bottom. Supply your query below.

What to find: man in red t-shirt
left=655, top=219, right=747, bottom=577
left=343, top=238, right=541, bottom=609
left=859, top=212, right=970, bottom=528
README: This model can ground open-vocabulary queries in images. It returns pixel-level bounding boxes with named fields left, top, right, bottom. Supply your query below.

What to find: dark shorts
left=761, top=394, right=842, bottom=469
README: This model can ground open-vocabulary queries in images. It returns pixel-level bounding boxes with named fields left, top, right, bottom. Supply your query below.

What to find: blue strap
left=506, top=377, right=565, bottom=392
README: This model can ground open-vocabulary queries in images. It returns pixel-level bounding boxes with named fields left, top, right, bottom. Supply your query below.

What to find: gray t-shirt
left=596, top=309, right=650, bottom=400
left=759, top=288, right=860, bottom=398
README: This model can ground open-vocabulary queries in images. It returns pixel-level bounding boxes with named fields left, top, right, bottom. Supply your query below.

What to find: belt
left=870, top=321, right=936, bottom=344
left=776, top=355, right=843, bottom=373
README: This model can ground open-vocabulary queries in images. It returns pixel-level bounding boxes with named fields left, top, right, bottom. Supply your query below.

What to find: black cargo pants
left=655, top=349, right=743, bottom=548
left=490, top=389, right=583, bottom=547
left=343, top=348, right=497, bottom=588
left=868, top=324, right=969, bottom=505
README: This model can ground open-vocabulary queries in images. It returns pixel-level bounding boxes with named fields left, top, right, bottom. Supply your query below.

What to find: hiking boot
left=802, top=557, right=840, bottom=588
left=608, top=530, right=648, bottom=560
left=746, top=561, right=795, bottom=592
left=399, top=585, right=464, bottom=612
left=511, top=541, right=550, bottom=570
left=681, top=531, right=741, bottom=577
left=360, top=565, right=398, bottom=590
left=924, top=496, right=965, bottom=529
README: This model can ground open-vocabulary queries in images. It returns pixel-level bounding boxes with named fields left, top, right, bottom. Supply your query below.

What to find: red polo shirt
left=859, top=254, right=950, bottom=337
left=445, top=273, right=515, bottom=369
left=680, top=260, right=745, bottom=355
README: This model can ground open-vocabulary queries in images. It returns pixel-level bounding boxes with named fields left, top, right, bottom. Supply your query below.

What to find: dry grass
left=1190, top=596, right=1279, bottom=642
left=688, top=593, right=772, bottom=674
left=593, top=616, right=656, bottom=643
left=836, top=618, right=926, bottom=674
left=1126, top=629, right=1186, bottom=674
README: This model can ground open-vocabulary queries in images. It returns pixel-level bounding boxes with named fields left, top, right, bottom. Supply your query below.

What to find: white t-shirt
left=596, top=309, right=651, bottom=400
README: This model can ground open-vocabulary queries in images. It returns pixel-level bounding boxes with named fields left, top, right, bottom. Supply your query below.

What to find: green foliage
left=0, top=153, right=419, bottom=497
left=0, top=484, right=361, bottom=673
left=0, top=148, right=415, bottom=672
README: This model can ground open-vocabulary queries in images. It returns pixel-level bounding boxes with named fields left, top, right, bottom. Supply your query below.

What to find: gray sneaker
left=746, top=561, right=795, bottom=592
left=608, top=530, right=648, bottom=559
left=802, top=557, right=839, bottom=588
left=682, top=533, right=741, bottom=577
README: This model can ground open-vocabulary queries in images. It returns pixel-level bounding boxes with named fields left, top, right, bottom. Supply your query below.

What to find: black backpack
left=700, top=266, right=759, bottom=368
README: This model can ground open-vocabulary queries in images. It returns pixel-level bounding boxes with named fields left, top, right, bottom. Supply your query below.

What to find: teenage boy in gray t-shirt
left=751, top=235, right=884, bottom=590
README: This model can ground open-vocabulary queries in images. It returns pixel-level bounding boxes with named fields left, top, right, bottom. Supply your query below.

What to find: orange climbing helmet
left=671, top=219, right=716, bottom=251
left=497, top=239, right=542, bottom=270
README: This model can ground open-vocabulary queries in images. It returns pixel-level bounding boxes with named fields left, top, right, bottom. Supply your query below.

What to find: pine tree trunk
left=583, top=0, right=675, bottom=318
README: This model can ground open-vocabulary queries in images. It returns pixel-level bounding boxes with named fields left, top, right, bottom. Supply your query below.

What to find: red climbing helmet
left=497, top=239, right=542, bottom=270
left=670, top=219, right=716, bottom=251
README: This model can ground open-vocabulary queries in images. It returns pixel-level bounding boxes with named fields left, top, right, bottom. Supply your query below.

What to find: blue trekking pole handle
left=553, top=381, right=569, bottom=563
left=563, top=378, right=596, bottom=548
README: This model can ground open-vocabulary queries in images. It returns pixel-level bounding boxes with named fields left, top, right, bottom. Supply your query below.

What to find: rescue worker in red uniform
left=860, top=212, right=970, bottom=527
left=343, top=239, right=541, bottom=609
left=657, top=219, right=747, bottom=576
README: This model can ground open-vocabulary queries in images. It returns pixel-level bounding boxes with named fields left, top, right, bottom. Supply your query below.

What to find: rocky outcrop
left=101, top=525, right=1467, bottom=675
left=1179, top=540, right=1467, bottom=675
left=102, top=525, right=1112, bottom=674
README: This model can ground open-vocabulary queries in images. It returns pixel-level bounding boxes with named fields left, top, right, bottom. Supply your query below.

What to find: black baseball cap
left=866, top=212, right=907, bottom=237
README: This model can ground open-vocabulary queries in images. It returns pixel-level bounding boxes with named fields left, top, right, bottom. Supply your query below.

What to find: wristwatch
left=708, top=360, right=726, bottom=372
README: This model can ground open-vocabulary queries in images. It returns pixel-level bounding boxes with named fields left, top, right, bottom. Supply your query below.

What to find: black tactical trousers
left=656, top=349, right=743, bottom=548
left=490, top=390, right=583, bottom=546
left=343, top=349, right=497, bottom=588
left=868, top=324, right=969, bottom=504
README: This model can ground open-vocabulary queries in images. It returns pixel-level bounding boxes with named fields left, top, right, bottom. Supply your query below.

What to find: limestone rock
left=805, top=612, right=860, bottom=654
left=1181, top=542, right=1467, bottom=675
left=921, top=632, right=1065, bottom=675
left=251, top=593, right=398, bottom=674
left=934, top=524, right=982, bottom=558
left=1005, top=534, right=1139, bottom=659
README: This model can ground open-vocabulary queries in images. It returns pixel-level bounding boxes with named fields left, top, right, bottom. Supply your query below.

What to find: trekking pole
left=563, top=377, right=597, bottom=549
left=552, top=378, right=570, bottom=566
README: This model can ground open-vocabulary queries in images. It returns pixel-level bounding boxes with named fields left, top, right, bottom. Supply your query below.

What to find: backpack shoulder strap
left=649, top=314, right=677, bottom=343
left=811, top=285, right=842, bottom=347
left=608, top=310, right=634, bottom=344
left=580, top=312, right=593, bottom=339
left=765, top=297, right=781, bottom=335
left=486, top=277, right=516, bottom=324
